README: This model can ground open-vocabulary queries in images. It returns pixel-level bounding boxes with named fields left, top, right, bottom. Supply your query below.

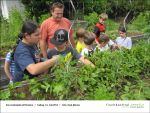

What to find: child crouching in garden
left=115, top=26, right=132, bottom=49
left=4, top=35, right=22, bottom=84
left=95, top=34, right=116, bottom=52
left=76, top=28, right=86, bottom=53
left=81, top=31, right=96, bottom=57
left=47, top=29, right=95, bottom=67
left=4, top=48, right=16, bottom=84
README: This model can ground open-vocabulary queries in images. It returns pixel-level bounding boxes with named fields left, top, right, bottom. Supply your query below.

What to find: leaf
left=53, top=83, right=64, bottom=95
left=19, top=93, right=26, bottom=99
left=31, top=89, right=40, bottom=96
left=0, top=91, right=11, bottom=100
left=124, top=86, right=129, bottom=92
left=91, top=73, right=99, bottom=78
left=121, top=94, right=129, bottom=100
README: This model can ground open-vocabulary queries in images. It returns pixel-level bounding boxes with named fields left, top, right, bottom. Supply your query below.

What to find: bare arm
left=40, top=39, right=47, bottom=58
left=4, top=61, right=13, bottom=80
left=26, top=57, right=58, bottom=75
left=79, top=56, right=95, bottom=67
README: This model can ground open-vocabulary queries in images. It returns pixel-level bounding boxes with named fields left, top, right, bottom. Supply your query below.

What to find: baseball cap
left=50, top=29, right=68, bottom=45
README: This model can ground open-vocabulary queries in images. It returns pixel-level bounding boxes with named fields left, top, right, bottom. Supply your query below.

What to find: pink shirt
left=40, top=17, right=73, bottom=48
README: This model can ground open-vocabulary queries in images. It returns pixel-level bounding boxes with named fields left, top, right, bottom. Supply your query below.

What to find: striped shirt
left=5, top=52, right=15, bottom=77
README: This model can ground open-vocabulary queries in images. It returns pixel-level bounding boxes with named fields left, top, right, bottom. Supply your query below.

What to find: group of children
left=76, top=13, right=132, bottom=57
left=4, top=13, right=132, bottom=84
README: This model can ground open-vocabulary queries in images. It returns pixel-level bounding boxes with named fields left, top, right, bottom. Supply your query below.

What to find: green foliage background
left=0, top=9, right=23, bottom=57
left=21, top=0, right=150, bottom=21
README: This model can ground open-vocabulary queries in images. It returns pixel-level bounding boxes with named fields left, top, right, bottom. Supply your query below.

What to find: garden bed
left=0, top=40, right=150, bottom=100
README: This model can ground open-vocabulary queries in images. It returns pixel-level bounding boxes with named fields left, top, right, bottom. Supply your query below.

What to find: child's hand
left=91, top=63, right=95, bottom=68
left=116, top=44, right=122, bottom=49
left=112, top=44, right=119, bottom=49
left=9, top=80, right=13, bottom=84
left=52, top=55, right=60, bottom=64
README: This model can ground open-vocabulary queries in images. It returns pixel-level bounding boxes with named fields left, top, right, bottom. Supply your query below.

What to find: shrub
left=84, top=12, right=99, bottom=31
left=0, top=9, right=23, bottom=57
left=128, top=12, right=150, bottom=33
left=39, top=13, right=50, bottom=25
left=1, top=40, right=149, bottom=100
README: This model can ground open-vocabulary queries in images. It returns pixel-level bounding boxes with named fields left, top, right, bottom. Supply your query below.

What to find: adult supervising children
left=40, top=2, right=75, bottom=58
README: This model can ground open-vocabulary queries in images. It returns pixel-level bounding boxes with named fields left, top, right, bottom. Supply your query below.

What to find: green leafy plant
left=0, top=8, right=23, bottom=57
left=128, top=12, right=150, bottom=33
left=84, top=12, right=99, bottom=31
left=1, top=40, right=149, bottom=100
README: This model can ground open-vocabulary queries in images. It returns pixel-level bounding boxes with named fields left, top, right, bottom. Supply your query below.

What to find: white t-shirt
left=95, top=40, right=115, bottom=52
left=97, top=44, right=109, bottom=51
left=115, top=37, right=132, bottom=49
left=108, top=40, right=115, bottom=46
left=81, top=48, right=94, bottom=56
